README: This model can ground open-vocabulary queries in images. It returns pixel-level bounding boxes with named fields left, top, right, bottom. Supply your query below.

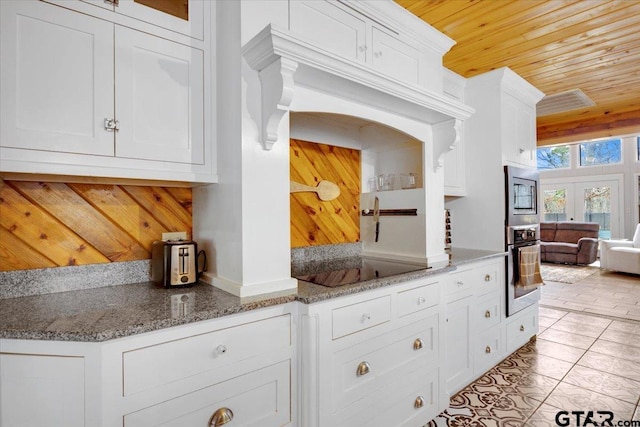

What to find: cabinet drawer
left=473, top=293, right=501, bottom=331
left=124, top=360, right=290, bottom=427
left=474, top=325, right=503, bottom=374
left=507, top=307, right=538, bottom=353
left=339, top=364, right=439, bottom=427
left=123, top=314, right=291, bottom=396
left=332, top=295, right=391, bottom=339
left=397, top=280, right=439, bottom=317
left=332, top=315, right=438, bottom=413
left=447, top=268, right=474, bottom=301
left=474, top=263, right=501, bottom=296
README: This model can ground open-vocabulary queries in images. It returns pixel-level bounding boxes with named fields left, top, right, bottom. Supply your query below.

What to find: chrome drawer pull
left=413, top=338, right=424, bottom=350
left=104, top=118, right=119, bottom=132
left=361, top=313, right=371, bottom=322
left=356, top=361, right=371, bottom=376
left=456, top=280, right=464, bottom=286
left=484, top=310, right=491, bottom=318
left=216, top=345, right=227, bottom=355
left=484, top=274, right=491, bottom=282
left=520, top=325, right=525, bottom=332
left=414, top=396, right=425, bottom=409
left=417, top=296, right=426, bottom=305
left=485, top=346, right=492, bottom=354
left=209, top=408, right=233, bottom=426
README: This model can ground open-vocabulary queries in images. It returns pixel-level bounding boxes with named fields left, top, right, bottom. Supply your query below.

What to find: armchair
left=600, top=224, right=640, bottom=275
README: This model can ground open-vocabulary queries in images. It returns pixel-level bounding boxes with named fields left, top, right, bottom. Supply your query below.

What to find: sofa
left=600, top=223, right=640, bottom=275
left=540, top=221, right=599, bottom=265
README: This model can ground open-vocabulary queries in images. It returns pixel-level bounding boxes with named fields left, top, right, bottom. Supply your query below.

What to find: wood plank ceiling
left=395, top=0, right=640, bottom=145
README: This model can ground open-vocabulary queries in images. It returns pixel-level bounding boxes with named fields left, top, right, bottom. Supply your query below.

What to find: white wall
left=539, top=135, right=640, bottom=238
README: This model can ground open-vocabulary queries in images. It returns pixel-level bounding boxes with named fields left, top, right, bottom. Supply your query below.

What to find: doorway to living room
left=541, top=175, right=623, bottom=239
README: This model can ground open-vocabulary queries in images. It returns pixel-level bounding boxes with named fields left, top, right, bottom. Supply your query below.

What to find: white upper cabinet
left=0, top=0, right=215, bottom=184
left=288, top=0, right=453, bottom=93
left=290, top=0, right=367, bottom=62
left=80, top=0, right=205, bottom=40
left=115, top=26, right=204, bottom=164
left=0, top=2, right=115, bottom=156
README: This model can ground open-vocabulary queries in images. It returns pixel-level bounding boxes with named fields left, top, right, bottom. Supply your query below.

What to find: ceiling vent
left=536, top=89, right=595, bottom=117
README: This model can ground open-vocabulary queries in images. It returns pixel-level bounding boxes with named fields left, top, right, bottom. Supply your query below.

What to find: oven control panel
left=513, top=227, right=539, bottom=244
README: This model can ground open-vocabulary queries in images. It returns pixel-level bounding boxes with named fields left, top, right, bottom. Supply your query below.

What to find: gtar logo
left=555, top=410, right=615, bottom=426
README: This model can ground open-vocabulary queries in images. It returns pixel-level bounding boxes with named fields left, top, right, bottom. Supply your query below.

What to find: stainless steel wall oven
left=505, top=166, right=542, bottom=317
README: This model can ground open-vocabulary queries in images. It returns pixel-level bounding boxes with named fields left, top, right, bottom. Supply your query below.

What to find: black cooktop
left=295, top=258, right=428, bottom=287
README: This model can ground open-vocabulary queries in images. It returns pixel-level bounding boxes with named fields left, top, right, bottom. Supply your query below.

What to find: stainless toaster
left=151, top=240, right=205, bottom=287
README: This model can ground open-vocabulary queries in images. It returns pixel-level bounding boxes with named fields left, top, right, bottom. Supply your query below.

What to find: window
left=579, top=139, right=621, bottom=167
left=537, top=145, right=570, bottom=170
left=543, top=189, right=567, bottom=221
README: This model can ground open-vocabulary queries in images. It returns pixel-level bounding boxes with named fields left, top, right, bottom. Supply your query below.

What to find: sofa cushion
left=555, top=222, right=599, bottom=244
left=540, top=223, right=557, bottom=242
left=543, top=242, right=579, bottom=255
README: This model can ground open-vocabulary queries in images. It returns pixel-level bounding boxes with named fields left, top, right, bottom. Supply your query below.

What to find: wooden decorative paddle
left=290, top=180, right=340, bottom=201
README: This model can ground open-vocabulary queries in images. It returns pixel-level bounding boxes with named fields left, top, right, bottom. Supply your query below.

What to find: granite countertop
left=0, top=248, right=505, bottom=343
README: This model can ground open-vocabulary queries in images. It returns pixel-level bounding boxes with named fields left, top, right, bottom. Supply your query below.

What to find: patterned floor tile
left=537, top=307, right=568, bottom=319
left=544, top=382, right=636, bottom=420
left=538, top=328, right=598, bottom=349
left=577, top=350, right=640, bottom=382
left=549, top=318, right=607, bottom=338
left=599, top=329, right=640, bottom=347
left=525, top=403, right=566, bottom=426
left=534, top=338, right=587, bottom=363
left=563, top=312, right=612, bottom=328
left=562, top=365, right=640, bottom=404
left=589, top=339, right=640, bottom=363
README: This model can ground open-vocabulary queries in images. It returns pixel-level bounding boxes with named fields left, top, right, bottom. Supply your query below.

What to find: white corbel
left=432, top=119, right=461, bottom=171
left=257, top=57, right=298, bottom=150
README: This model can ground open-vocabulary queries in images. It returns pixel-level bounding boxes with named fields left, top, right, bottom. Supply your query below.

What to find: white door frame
left=540, top=173, right=624, bottom=239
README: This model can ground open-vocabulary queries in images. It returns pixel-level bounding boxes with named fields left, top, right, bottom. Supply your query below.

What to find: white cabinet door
left=371, top=27, right=425, bottom=87
left=445, top=295, right=473, bottom=394
left=0, top=1, right=114, bottom=156
left=289, top=0, right=367, bottom=62
left=0, top=353, right=85, bottom=427
left=115, top=26, right=204, bottom=164
left=503, top=93, right=536, bottom=168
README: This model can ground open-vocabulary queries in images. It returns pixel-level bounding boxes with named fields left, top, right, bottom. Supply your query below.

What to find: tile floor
left=427, top=270, right=640, bottom=426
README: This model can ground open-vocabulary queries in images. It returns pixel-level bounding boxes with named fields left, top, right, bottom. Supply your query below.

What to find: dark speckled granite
left=0, top=248, right=505, bottom=343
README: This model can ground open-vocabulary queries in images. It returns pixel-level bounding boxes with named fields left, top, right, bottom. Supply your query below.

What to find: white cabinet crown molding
left=468, top=67, right=544, bottom=105
left=242, top=25, right=474, bottom=150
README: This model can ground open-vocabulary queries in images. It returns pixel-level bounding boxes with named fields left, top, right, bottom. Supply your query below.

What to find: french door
left=541, top=177, right=622, bottom=239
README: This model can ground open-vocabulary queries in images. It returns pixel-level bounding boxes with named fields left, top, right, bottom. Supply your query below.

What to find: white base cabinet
left=0, top=353, right=85, bottom=427
left=0, top=305, right=295, bottom=427
left=444, top=258, right=538, bottom=395
left=298, top=277, right=448, bottom=427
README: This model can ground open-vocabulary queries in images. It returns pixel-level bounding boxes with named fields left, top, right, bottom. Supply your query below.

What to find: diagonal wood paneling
left=0, top=181, right=192, bottom=271
left=290, top=138, right=360, bottom=248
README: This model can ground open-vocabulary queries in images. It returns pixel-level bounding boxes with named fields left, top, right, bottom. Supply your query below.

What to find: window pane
left=543, top=189, right=567, bottom=221
left=583, top=186, right=610, bottom=239
left=579, top=139, right=621, bottom=166
left=537, top=146, right=570, bottom=170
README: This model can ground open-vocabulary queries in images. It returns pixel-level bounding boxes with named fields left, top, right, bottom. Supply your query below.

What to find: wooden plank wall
left=0, top=180, right=192, bottom=271
left=290, top=138, right=361, bottom=247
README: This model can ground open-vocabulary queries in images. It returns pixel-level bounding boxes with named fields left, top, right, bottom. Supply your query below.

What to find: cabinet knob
left=356, top=361, right=371, bottom=376
left=104, top=118, right=120, bottom=132
left=361, top=313, right=371, bottom=322
left=374, top=51, right=383, bottom=58
left=414, top=396, right=425, bottom=409
left=484, top=310, right=491, bottom=318
left=208, top=408, right=233, bottom=426
left=358, top=45, right=367, bottom=52
left=519, top=148, right=525, bottom=154
left=417, top=296, right=426, bottom=305
left=520, top=325, right=525, bottom=332
left=413, top=338, right=424, bottom=350
left=216, top=345, right=227, bottom=355
left=485, top=346, right=492, bottom=354
left=484, top=274, right=491, bottom=282
left=456, top=280, right=464, bottom=286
